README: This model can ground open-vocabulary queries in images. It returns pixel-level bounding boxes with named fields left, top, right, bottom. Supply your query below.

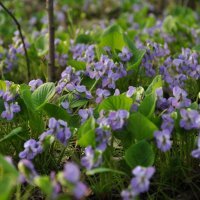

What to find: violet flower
left=154, top=129, right=172, bottom=152
left=1, top=102, right=20, bottom=120
left=19, top=139, right=43, bottom=160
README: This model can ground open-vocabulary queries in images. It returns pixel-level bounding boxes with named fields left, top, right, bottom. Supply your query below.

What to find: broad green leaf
left=162, top=15, right=178, bottom=34
left=77, top=117, right=96, bottom=147
left=0, top=155, right=19, bottom=200
left=86, top=167, right=127, bottom=176
left=127, top=112, right=158, bottom=140
left=190, top=102, right=198, bottom=110
left=139, top=75, right=162, bottom=117
left=125, top=140, right=155, bottom=168
left=99, top=24, right=126, bottom=51
left=19, top=84, right=45, bottom=134
left=98, top=95, right=133, bottom=112
left=75, top=34, right=93, bottom=44
left=70, top=99, right=88, bottom=108
left=114, top=128, right=133, bottom=149
left=193, top=45, right=200, bottom=52
left=34, top=34, right=48, bottom=56
left=34, top=176, right=53, bottom=197
left=43, top=103, right=70, bottom=122
left=0, top=80, right=6, bottom=91
left=0, top=127, right=23, bottom=143
left=139, top=92, right=157, bottom=118
left=68, top=60, right=86, bottom=70
left=29, top=112, right=45, bottom=135
left=124, top=35, right=146, bottom=71
left=31, top=82, right=55, bottom=109
left=145, top=75, right=162, bottom=96
left=99, top=24, right=145, bottom=72
left=19, top=84, right=35, bottom=112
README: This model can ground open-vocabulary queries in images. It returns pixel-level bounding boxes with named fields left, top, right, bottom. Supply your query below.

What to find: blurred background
left=0, top=0, right=200, bottom=82
left=0, top=0, right=200, bottom=43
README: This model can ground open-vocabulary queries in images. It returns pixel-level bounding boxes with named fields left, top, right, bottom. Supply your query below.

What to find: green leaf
left=34, top=34, right=48, bottom=56
left=145, top=75, right=162, bottom=96
left=0, top=80, right=6, bottom=91
left=114, top=128, right=133, bottom=149
left=98, top=24, right=145, bottom=71
left=127, top=112, right=158, bottom=140
left=29, top=112, right=45, bottom=135
left=139, top=92, right=157, bottom=118
left=77, top=117, right=96, bottom=147
left=86, top=167, right=127, bottom=176
left=99, top=24, right=126, bottom=51
left=98, top=95, right=133, bottom=112
left=124, top=35, right=146, bottom=71
left=43, top=103, right=70, bottom=122
left=68, top=60, right=86, bottom=70
left=125, top=140, right=155, bottom=168
left=0, top=127, right=23, bottom=143
left=139, top=75, right=162, bottom=117
left=19, top=84, right=35, bottom=112
left=162, top=15, right=178, bottom=34
left=193, top=45, right=200, bottom=52
left=70, top=99, right=88, bottom=108
left=31, top=82, right=55, bottom=110
left=34, top=176, right=53, bottom=197
left=19, top=84, right=45, bottom=134
left=75, top=34, right=93, bottom=44
left=0, top=155, right=19, bottom=200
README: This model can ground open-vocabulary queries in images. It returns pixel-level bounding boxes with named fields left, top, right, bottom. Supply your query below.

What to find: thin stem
left=89, top=79, right=99, bottom=92
left=0, top=2, right=31, bottom=81
left=46, top=0, right=55, bottom=82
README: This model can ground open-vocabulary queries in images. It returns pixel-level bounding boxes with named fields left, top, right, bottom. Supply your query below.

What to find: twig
left=46, top=0, right=55, bottom=82
left=0, top=2, right=31, bottom=80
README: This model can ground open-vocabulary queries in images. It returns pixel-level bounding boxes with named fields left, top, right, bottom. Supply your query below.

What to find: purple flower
left=81, top=146, right=102, bottom=170
left=50, top=171, right=62, bottom=198
left=126, top=86, right=136, bottom=98
left=56, top=66, right=81, bottom=94
left=118, top=47, right=133, bottom=62
left=48, top=118, right=71, bottom=145
left=161, top=114, right=174, bottom=133
left=39, top=130, right=54, bottom=142
left=131, top=166, right=155, bottom=194
left=130, top=103, right=138, bottom=112
left=61, top=100, right=72, bottom=113
left=180, top=109, right=200, bottom=130
left=156, top=88, right=170, bottom=110
left=73, top=182, right=88, bottom=199
left=64, top=162, right=80, bottom=183
left=1, top=102, right=20, bottom=120
left=76, top=85, right=86, bottom=93
left=95, top=127, right=111, bottom=151
left=96, top=88, right=110, bottom=103
left=114, top=89, right=120, bottom=96
left=78, top=108, right=93, bottom=124
left=121, top=166, right=155, bottom=200
left=18, top=159, right=37, bottom=182
left=168, top=86, right=191, bottom=109
left=191, top=134, right=200, bottom=159
left=19, top=139, right=43, bottom=160
left=0, top=90, right=14, bottom=102
left=154, top=129, right=172, bottom=152
left=108, top=110, right=129, bottom=130
left=28, top=79, right=43, bottom=91
left=121, top=189, right=137, bottom=200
